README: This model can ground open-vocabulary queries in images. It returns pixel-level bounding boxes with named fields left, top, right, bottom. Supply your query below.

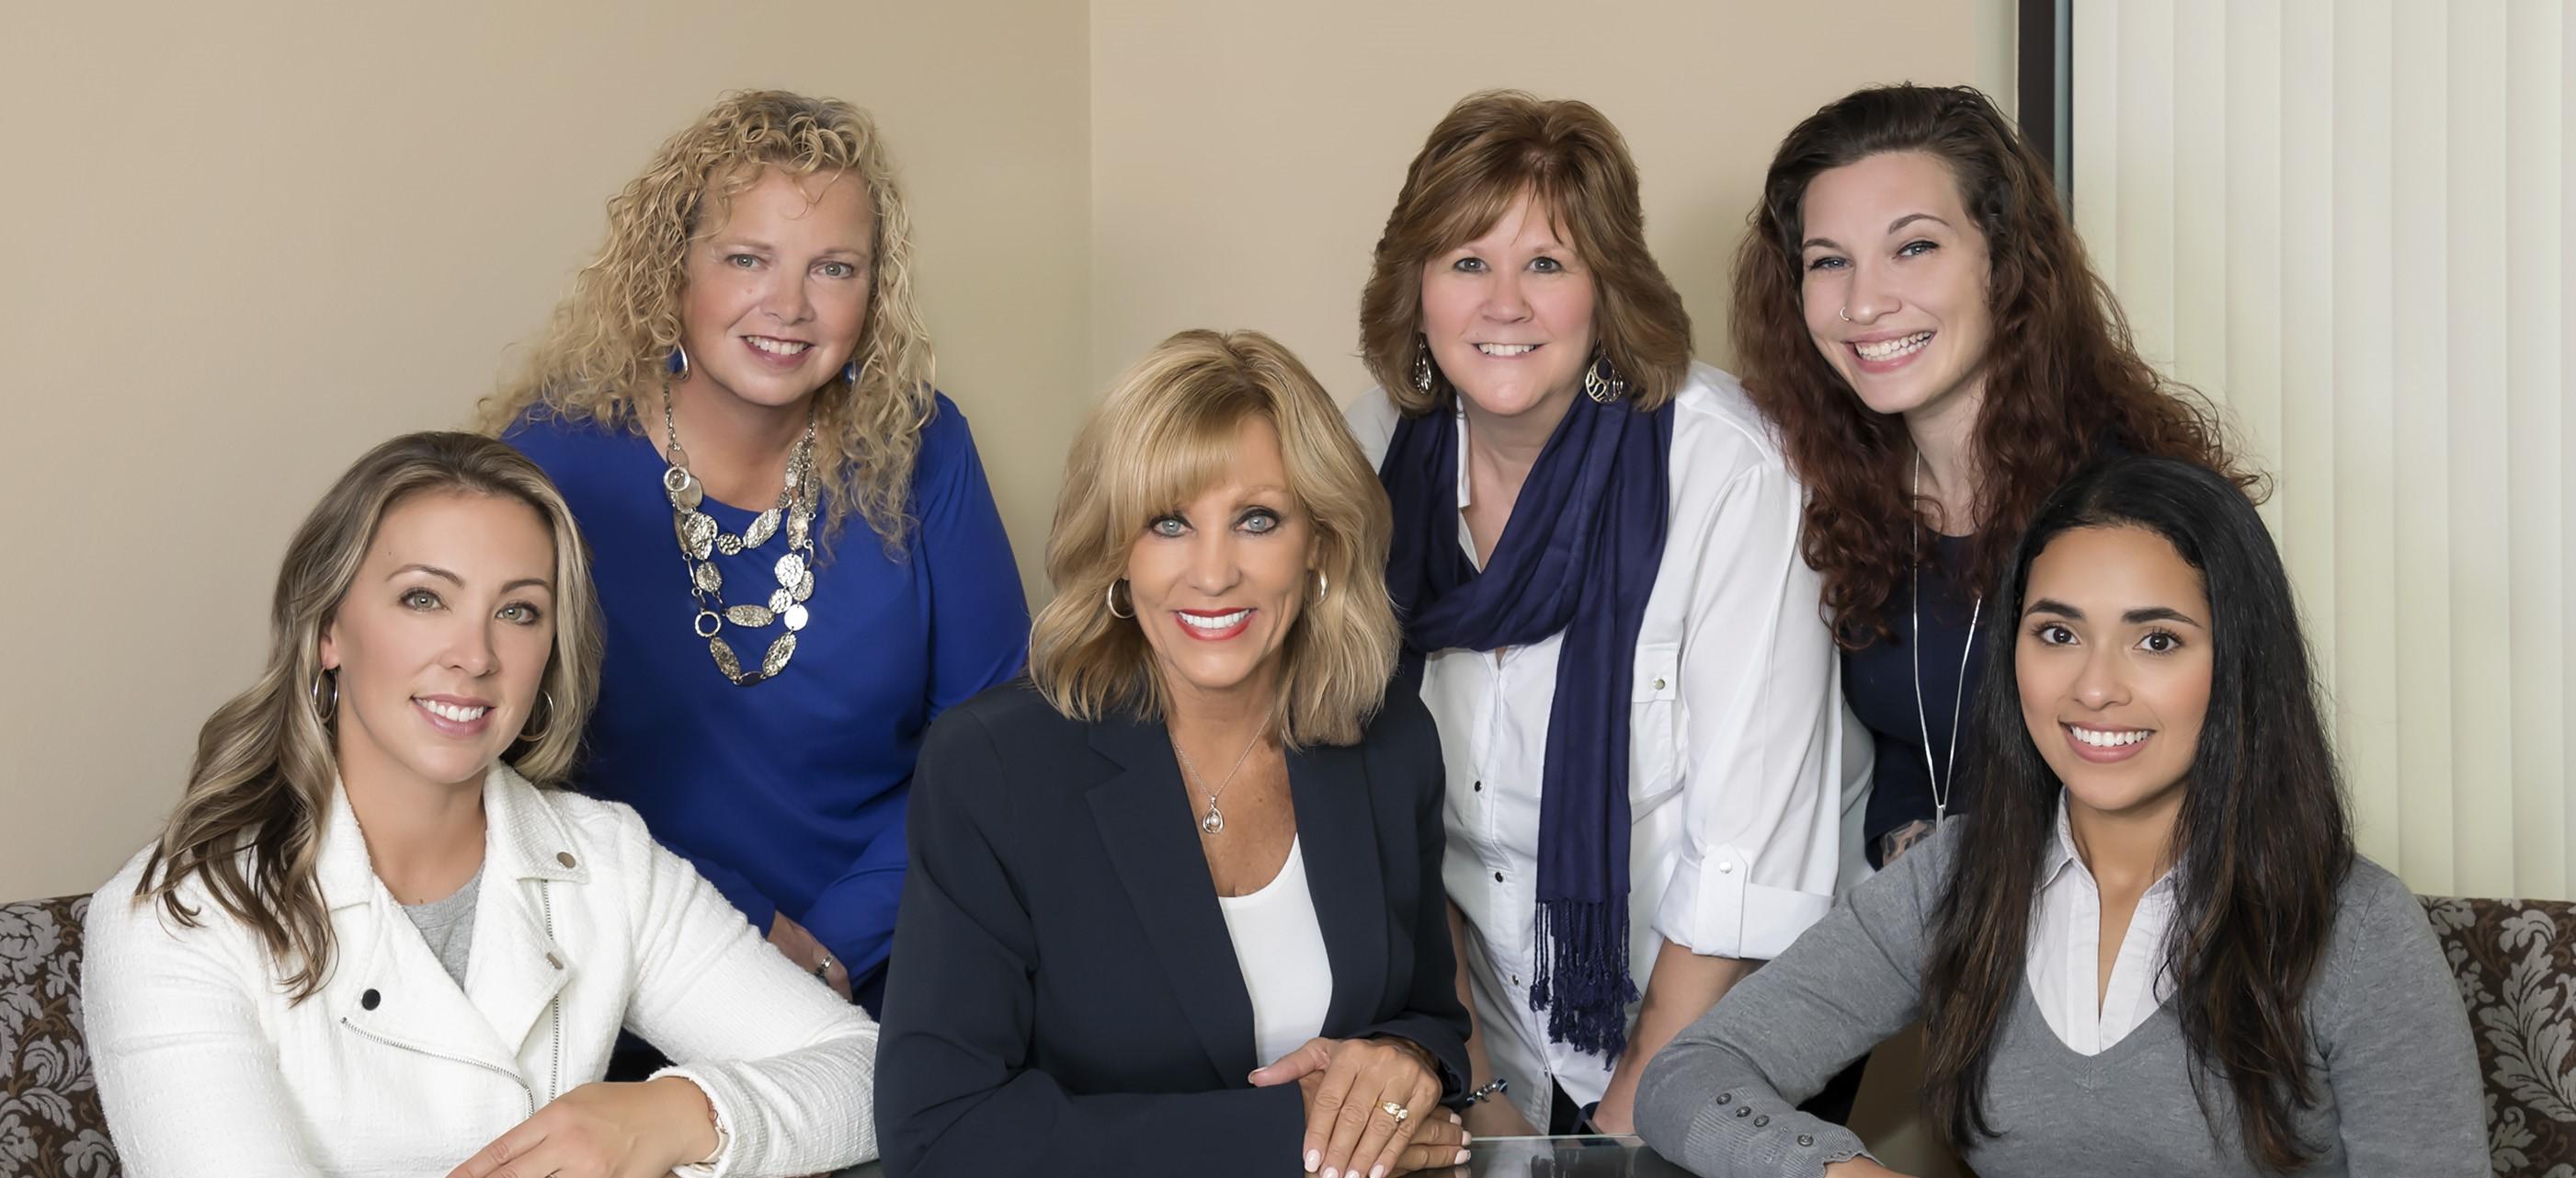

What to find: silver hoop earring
left=312, top=669, right=338, bottom=722
left=1838, top=306, right=1852, bottom=324
left=843, top=356, right=862, bottom=384
left=1411, top=337, right=1436, bottom=395
left=517, top=690, right=558, bottom=742
left=1581, top=352, right=1628, bottom=405
left=1312, top=569, right=1330, bottom=603
left=667, top=345, right=692, bottom=379
left=1105, top=578, right=1134, bottom=620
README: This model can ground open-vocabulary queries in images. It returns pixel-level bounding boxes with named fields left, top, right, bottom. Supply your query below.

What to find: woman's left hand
left=1251, top=1036, right=1444, bottom=1178
left=445, top=1078, right=716, bottom=1178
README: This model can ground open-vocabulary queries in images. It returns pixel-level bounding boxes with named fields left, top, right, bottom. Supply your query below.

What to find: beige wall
left=0, top=0, right=1091, bottom=900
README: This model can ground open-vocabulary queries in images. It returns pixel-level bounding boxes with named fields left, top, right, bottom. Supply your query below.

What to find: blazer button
left=556, top=852, right=576, bottom=868
left=360, top=989, right=381, bottom=1011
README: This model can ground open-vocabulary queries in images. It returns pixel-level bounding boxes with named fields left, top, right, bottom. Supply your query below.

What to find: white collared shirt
left=2027, top=795, right=2182, bottom=1054
left=1347, top=363, right=1872, bottom=1122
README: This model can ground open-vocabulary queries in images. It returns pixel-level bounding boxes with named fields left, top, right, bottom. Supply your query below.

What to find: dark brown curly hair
left=1733, top=84, right=2259, bottom=645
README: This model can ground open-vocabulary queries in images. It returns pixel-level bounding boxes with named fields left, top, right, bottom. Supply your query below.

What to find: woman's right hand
left=766, top=912, right=852, bottom=1001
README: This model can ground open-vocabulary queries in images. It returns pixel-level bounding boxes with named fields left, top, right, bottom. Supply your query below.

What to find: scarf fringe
left=1528, top=897, right=1639, bottom=1059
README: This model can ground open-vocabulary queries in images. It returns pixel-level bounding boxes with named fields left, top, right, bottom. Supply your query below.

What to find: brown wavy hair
left=1733, top=84, right=2257, bottom=644
left=1032, top=330, right=1398, bottom=749
left=477, top=89, right=935, bottom=552
left=135, top=432, right=604, bottom=1001
left=1361, top=90, right=1692, bottom=415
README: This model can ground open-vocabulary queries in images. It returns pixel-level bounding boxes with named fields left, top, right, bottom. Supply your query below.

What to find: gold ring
left=1380, top=1100, right=1410, bottom=1122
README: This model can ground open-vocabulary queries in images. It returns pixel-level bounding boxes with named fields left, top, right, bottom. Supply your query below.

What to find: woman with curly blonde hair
left=481, top=90, right=1027, bottom=1035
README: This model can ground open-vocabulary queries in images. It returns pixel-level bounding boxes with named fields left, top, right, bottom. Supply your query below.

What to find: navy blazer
left=875, top=679, right=1471, bottom=1178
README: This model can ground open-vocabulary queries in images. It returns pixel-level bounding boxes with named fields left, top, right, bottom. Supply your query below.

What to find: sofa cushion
left=2423, top=895, right=2576, bottom=1177
left=2, top=895, right=117, bottom=1178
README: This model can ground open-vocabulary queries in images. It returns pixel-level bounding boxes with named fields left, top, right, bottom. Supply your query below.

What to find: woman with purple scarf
left=1344, top=90, right=1870, bottom=1138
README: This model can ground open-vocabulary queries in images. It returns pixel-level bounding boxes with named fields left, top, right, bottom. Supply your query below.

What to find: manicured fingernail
left=1304, top=1151, right=1319, bottom=1172
left=1454, top=1149, right=1473, bottom=1164
left=1324, top=1168, right=1339, bottom=1178
left=1461, top=1131, right=1473, bottom=1144
left=1373, top=1167, right=1387, bottom=1178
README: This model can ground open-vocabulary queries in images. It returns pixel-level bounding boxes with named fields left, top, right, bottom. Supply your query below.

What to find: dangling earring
left=667, top=346, right=692, bottom=380
left=1411, top=337, right=1437, bottom=395
left=1104, top=578, right=1134, bottom=620
left=842, top=356, right=862, bottom=385
left=1582, top=350, right=1628, bottom=404
left=1311, top=568, right=1330, bottom=603
left=311, top=669, right=338, bottom=722
left=517, top=690, right=558, bottom=742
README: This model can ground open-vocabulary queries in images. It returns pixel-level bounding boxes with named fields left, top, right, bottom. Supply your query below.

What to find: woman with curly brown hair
left=1347, top=90, right=1867, bottom=1138
left=1732, top=84, right=2251, bottom=871
left=479, top=90, right=1027, bottom=1032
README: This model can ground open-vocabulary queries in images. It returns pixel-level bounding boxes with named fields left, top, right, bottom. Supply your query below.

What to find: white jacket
left=84, top=764, right=878, bottom=1177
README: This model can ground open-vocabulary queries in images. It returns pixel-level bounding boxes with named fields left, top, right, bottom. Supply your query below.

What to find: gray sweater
left=1634, top=828, right=2486, bottom=1177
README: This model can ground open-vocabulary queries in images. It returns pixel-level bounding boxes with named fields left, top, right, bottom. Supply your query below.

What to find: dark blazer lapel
left=1084, top=717, right=1259, bottom=1082
left=1291, top=740, right=1390, bottom=1033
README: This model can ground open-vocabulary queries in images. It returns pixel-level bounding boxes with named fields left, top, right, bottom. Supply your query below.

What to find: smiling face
left=1797, top=150, right=1995, bottom=427
left=1418, top=189, right=1599, bottom=425
left=678, top=166, right=874, bottom=413
left=320, top=490, right=559, bottom=796
left=2015, top=524, right=2215, bottom=824
left=1124, top=414, right=1316, bottom=714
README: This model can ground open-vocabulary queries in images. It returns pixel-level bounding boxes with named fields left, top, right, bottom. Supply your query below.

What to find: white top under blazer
left=1215, top=836, right=1335, bottom=1068
left=1347, top=361, right=1873, bottom=1124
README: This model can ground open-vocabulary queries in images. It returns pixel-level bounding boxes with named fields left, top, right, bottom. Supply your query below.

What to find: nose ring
left=1839, top=306, right=1852, bottom=323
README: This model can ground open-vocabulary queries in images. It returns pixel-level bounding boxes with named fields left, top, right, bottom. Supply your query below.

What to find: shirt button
left=1494, top=871, right=1505, bottom=883
left=1716, top=861, right=1735, bottom=875
left=1472, top=780, right=1483, bottom=792
left=1510, top=973, right=1522, bottom=986
left=1652, top=677, right=1667, bottom=691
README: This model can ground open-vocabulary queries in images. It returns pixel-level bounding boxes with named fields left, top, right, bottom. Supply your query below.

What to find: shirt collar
left=2042, top=790, right=2185, bottom=898
left=317, top=763, right=588, bottom=911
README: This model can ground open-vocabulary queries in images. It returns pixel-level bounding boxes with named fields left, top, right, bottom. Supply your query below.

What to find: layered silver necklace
left=662, top=389, right=821, bottom=686
left=1911, top=452, right=1982, bottom=827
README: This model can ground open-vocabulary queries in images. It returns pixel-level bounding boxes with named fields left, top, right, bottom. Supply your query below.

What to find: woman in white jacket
left=84, top=431, right=877, bottom=1178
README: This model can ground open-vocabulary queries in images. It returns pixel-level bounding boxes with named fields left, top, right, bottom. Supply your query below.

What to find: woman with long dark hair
left=1734, top=84, right=2252, bottom=868
left=1635, top=457, right=2484, bottom=1176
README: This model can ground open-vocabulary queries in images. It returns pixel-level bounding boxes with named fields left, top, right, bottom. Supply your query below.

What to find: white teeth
left=1178, top=610, right=1252, bottom=631
left=1476, top=343, right=1537, bottom=357
left=747, top=337, right=811, bottom=356
left=417, top=699, right=489, bottom=723
left=1854, top=332, right=1932, bottom=361
left=2070, top=726, right=2149, bottom=748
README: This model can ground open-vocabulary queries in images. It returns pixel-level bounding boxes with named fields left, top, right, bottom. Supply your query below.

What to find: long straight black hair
left=1918, top=455, right=2353, bottom=1171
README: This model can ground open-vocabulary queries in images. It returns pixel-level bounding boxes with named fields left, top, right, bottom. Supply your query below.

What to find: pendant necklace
left=1172, top=726, right=1265, bottom=835
left=1911, top=452, right=1982, bottom=827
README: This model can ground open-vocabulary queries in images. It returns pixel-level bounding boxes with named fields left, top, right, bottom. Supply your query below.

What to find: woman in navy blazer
left=876, top=331, right=1473, bottom=1178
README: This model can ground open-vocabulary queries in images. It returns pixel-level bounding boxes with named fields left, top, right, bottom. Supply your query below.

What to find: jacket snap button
left=1652, top=677, right=1667, bottom=691
left=360, top=989, right=381, bottom=1011
left=556, top=852, right=576, bottom=868
left=545, top=953, right=564, bottom=970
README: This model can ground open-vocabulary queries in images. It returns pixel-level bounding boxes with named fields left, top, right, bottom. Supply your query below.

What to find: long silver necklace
left=1911, top=452, right=1982, bottom=827
left=662, top=387, right=821, bottom=686
left=1171, top=727, right=1264, bottom=835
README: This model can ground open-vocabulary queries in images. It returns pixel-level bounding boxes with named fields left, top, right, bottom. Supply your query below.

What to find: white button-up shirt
left=1348, top=362, right=1871, bottom=1122
left=2027, top=795, right=2182, bottom=1054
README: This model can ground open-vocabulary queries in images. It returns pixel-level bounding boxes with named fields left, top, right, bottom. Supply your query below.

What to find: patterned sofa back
left=3, top=894, right=116, bottom=1178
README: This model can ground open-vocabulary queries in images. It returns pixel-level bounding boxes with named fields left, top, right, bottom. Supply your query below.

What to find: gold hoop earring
left=1105, top=578, right=1134, bottom=620
left=311, top=669, right=337, bottom=722
left=517, top=690, right=558, bottom=742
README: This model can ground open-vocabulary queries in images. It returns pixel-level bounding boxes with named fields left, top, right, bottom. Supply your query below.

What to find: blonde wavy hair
left=135, top=432, right=604, bottom=1001
left=477, top=89, right=934, bottom=549
left=1031, top=330, right=1398, bottom=749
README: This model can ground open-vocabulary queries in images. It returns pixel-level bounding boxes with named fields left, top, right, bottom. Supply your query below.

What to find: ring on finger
left=1380, top=1100, right=1410, bottom=1122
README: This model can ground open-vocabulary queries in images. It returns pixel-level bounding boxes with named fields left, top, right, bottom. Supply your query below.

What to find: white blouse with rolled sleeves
left=1347, top=361, right=1872, bottom=1125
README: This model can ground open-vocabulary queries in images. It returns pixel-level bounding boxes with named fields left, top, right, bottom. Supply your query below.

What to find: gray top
left=1634, top=827, right=2487, bottom=1178
left=398, top=864, right=484, bottom=988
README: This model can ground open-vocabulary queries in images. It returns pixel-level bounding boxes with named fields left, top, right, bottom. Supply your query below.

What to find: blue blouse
left=506, top=393, right=1029, bottom=989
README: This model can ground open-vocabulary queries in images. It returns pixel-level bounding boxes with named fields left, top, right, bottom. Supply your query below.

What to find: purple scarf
left=1379, top=392, right=1672, bottom=1058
